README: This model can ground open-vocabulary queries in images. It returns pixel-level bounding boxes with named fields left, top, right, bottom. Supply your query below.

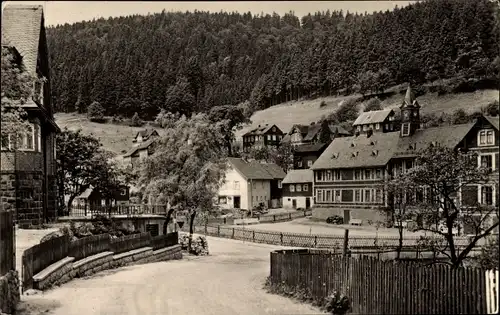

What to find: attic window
left=331, top=153, right=339, bottom=159
left=430, top=141, right=437, bottom=147
left=372, top=150, right=379, bottom=156
left=409, top=144, right=416, bottom=151
left=370, top=140, right=377, bottom=146
left=350, top=143, right=356, bottom=148
left=351, top=152, right=359, bottom=158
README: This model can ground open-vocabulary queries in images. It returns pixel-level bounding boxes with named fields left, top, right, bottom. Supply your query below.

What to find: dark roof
left=294, top=142, right=329, bottom=153
left=258, top=163, right=287, bottom=179
left=135, top=129, right=158, bottom=139
left=1, top=5, right=44, bottom=74
left=284, top=123, right=351, bottom=143
left=123, top=139, right=155, bottom=157
left=243, top=124, right=282, bottom=136
left=401, top=85, right=420, bottom=109
left=484, top=116, right=499, bottom=130
left=312, top=122, right=477, bottom=169
left=353, top=109, right=394, bottom=126
left=282, top=169, right=313, bottom=184
left=227, top=158, right=284, bottom=180
left=330, top=125, right=352, bottom=136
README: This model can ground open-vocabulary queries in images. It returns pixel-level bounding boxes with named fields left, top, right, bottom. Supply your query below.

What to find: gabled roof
left=1, top=5, right=44, bottom=74
left=353, top=109, right=394, bottom=126
left=258, top=162, right=286, bottom=179
left=134, top=129, right=158, bottom=140
left=243, top=124, right=282, bottom=136
left=227, top=157, right=284, bottom=180
left=294, top=142, right=329, bottom=153
left=394, top=123, right=475, bottom=157
left=282, top=169, right=314, bottom=184
left=284, top=123, right=351, bottom=142
left=312, top=132, right=400, bottom=169
left=123, top=139, right=155, bottom=157
left=484, top=116, right=499, bottom=130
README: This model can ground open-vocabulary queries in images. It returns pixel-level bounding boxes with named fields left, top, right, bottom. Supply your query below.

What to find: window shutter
left=461, top=186, right=478, bottom=206
left=496, top=153, right=499, bottom=171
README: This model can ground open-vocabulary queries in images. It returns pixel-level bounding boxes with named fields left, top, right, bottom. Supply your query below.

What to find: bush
left=326, top=215, right=344, bottom=225
left=363, top=97, right=382, bottom=112
left=483, top=100, right=499, bottom=117
left=477, top=235, right=499, bottom=269
left=329, top=98, right=359, bottom=123
left=87, top=101, right=105, bottom=122
left=324, top=290, right=351, bottom=315
left=319, top=100, right=327, bottom=108
left=179, top=233, right=209, bottom=256
left=130, top=112, right=143, bottom=127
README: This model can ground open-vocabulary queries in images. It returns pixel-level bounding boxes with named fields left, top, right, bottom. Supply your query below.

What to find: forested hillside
left=47, top=0, right=499, bottom=120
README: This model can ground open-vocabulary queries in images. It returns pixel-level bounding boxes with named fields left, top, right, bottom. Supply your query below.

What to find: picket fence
left=270, top=249, right=499, bottom=314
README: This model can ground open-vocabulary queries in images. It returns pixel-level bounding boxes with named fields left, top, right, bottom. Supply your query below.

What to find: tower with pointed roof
left=400, top=85, right=420, bottom=137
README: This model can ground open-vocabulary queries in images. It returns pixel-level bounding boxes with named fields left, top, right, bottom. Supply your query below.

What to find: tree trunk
left=163, top=208, right=175, bottom=235
left=397, top=225, right=403, bottom=260
left=66, top=194, right=76, bottom=214
left=188, top=210, right=197, bottom=252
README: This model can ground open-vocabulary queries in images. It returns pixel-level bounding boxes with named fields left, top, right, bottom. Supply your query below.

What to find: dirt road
left=18, top=236, right=321, bottom=315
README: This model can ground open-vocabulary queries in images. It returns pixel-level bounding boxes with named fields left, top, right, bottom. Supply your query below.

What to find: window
left=375, top=169, right=382, bottom=179
left=218, top=196, right=227, bottom=204
left=356, top=126, right=361, bottom=132
left=482, top=186, right=493, bottom=205
left=1, top=134, right=10, bottom=150
left=278, top=180, right=282, bottom=188
left=401, top=123, right=410, bottom=136
left=480, top=155, right=493, bottom=171
left=303, top=184, right=308, bottom=191
left=38, top=124, right=42, bottom=152
left=234, top=181, right=240, bottom=189
left=363, top=125, right=368, bottom=131
left=272, top=135, right=276, bottom=141
left=252, top=181, right=256, bottom=189
left=317, top=190, right=322, bottom=202
left=478, top=130, right=494, bottom=146
left=307, top=160, right=313, bottom=167
left=365, top=169, right=371, bottom=180
left=354, top=170, right=361, bottom=180
left=375, top=123, right=380, bottom=130
left=316, top=171, right=322, bottom=181
left=365, top=190, right=371, bottom=203
left=325, top=190, right=331, bottom=201
left=405, top=161, right=413, bottom=171
left=355, top=190, right=361, bottom=202
left=120, top=189, right=127, bottom=196
left=326, top=170, right=332, bottom=181
left=335, top=170, right=341, bottom=181
left=298, top=161, right=303, bottom=168
left=335, top=190, right=341, bottom=202
left=290, top=185, right=295, bottom=192
left=267, top=135, right=271, bottom=140
left=297, top=184, right=302, bottom=192
left=19, top=124, right=36, bottom=151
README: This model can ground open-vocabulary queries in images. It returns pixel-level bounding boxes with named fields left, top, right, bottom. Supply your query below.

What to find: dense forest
left=47, top=0, right=499, bottom=120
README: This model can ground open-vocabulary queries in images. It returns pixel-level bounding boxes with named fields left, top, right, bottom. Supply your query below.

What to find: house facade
left=123, top=139, right=157, bottom=167
left=242, top=124, right=284, bottom=152
left=311, top=86, right=499, bottom=229
left=282, top=169, right=314, bottom=209
left=353, top=109, right=397, bottom=134
left=217, top=158, right=285, bottom=210
left=293, top=142, right=330, bottom=169
left=0, top=5, right=60, bottom=227
left=72, top=185, right=130, bottom=213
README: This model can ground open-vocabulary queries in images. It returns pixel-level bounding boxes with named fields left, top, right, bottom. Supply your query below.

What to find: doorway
left=343, top=209, right=351, bottom=224
left=233, top=196, right=241, bottom=209
left=292, top=199, right=297, bottom=209
left=305, top=198, right=311, bottom=209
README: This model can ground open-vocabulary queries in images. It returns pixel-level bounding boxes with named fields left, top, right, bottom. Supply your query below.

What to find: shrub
left=483, top=100, right=499, bottom=117
left=363, top=97, right=382, bottom=112
left=326, top=215, right=344, bottom=225
left=130, top=112, right=143, bottom=127
left=319, top=100, right=327, bottom=108
left=324, top=291, right=351, bottom=315
left=87, top=101, right=105, bottom=122
left=329, top=98, right=359, bottom=123
left=179, top=233, right=209, bottom=255
left=477, top=235, right=499, bottom=269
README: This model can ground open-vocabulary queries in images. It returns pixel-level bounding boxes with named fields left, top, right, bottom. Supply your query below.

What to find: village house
left=132, top=129, right=159, bottom=147
left=282, top=169, right=314, bottom=209
left=281, top=122, right=351, bottom=169
left=123, top=128, right=159, bottom=167
left=242, top=124, right=284, bottom=152
left=311, top=86, right=499, bottom=230
left=353, top=108, right=397, bottom=134
left=0, top=5, right=60, bottom=227
left=71, top=185, right=130, bottom=214
left=217, top=158, right=286, bottom=210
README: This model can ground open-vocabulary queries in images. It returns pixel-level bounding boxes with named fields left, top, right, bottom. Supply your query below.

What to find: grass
left=235, top=88, right=499, bottom=139
left=55, top=112, right=165, bottom=155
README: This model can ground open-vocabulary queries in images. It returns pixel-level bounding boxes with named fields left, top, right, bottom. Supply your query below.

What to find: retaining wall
left=32, top=245, right=182, bottom=291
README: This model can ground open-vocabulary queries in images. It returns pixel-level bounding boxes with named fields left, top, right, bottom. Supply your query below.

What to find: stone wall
left=32, top=245, right=182, bottom=291
left=0, top=270, right=20, bottom=315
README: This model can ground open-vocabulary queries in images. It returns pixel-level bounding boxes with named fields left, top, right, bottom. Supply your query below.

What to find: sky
left=2, top=1, right=416, bottom=27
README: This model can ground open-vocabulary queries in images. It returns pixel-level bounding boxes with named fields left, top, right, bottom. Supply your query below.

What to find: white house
left=217, top=158, right=284, bottom=210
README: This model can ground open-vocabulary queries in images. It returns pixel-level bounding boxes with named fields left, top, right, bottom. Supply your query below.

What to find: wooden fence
left=0, top=211, right=15, bottom=275
left=22, top=231, right=178, bottom=291
left=270, top=250, right=491, bottom=314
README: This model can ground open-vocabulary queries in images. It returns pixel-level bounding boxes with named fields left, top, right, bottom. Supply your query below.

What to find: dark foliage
left=326, top=215, right=344, bottom=225
left=47, top=0, right=499, bottom=118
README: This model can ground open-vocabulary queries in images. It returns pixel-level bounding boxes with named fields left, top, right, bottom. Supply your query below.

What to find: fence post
left=232, top=228, right=235, bottom=239
left=273, top=215, right=276, bottom=222
left=314, top=235, right=317, bottom=248
left=343, top=229, right=349, bottom=257
left=224, top=217, right=227, bottom=225
left=289, top=213, right=292, bottom=220
left=280, top=233, right=283, bottom=245
left=84, top=203, right=87, bottom=216
left=217, top=225, right=220, bottom=237
left=253, top=230, right=255, bottom=242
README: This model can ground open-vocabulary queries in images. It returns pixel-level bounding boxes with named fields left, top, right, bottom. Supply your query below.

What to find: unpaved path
left=18, top=236, right=321, bottom=315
